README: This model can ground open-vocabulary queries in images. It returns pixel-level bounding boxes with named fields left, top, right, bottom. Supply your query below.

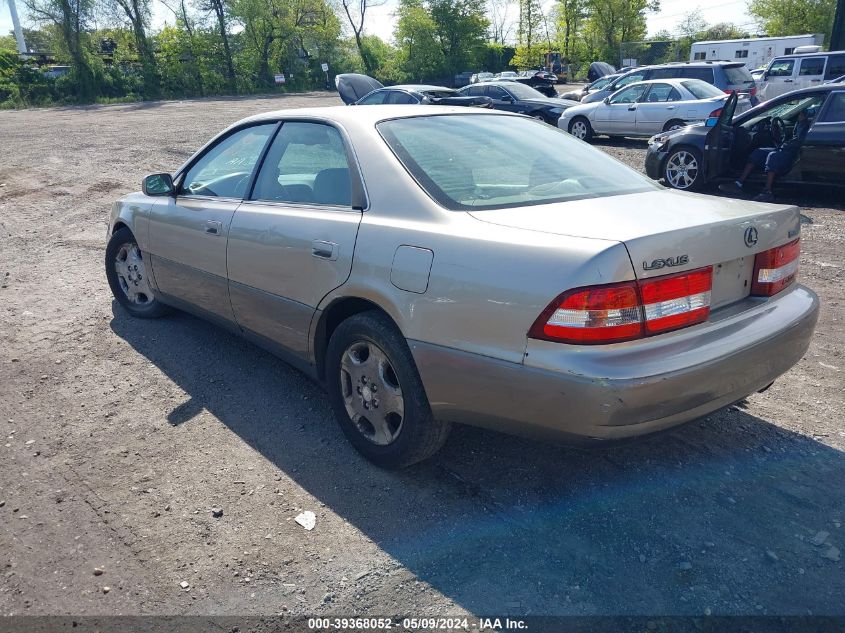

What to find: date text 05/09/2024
left=307, top=617, right=528, bottom=630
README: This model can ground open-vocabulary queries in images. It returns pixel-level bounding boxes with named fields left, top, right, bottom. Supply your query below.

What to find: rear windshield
left=724, top=65, right=755, bottom=85
left=377, top=115, right=658, bottom=211
left=682, top=79, right=724, bottom=99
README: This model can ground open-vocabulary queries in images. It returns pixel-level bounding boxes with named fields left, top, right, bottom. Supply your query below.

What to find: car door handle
left=628, top=105, right=636, bottom=110
left=666, top=105, right=675, bottom=109
left=311, top=240, right=338, bottom=261
left=784, top=79, right=793, bottom=83
left=205, top=220, right=223, bottom=235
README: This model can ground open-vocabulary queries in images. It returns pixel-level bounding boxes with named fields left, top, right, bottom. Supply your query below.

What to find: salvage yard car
left=458, top=81, right=577, bottom=123
left=646, top=84, right=845, bottom=191
left=106, top=105, right=819, bottom=468
left=560, top=78, right=751, bottom=141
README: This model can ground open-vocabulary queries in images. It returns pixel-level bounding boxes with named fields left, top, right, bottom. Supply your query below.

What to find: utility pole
left=831, top=0, right=844, bottom=51
left=4, top=0, right=28, bottom=55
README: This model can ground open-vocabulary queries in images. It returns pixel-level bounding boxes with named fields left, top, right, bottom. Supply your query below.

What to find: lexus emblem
left=744, top=227, right=758, bottom=248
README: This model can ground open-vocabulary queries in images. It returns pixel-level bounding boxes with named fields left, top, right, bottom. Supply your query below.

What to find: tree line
left=0, top=0, right=838, bottom=107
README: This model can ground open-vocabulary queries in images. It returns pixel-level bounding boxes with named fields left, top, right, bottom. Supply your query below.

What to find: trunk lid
left=469, top=189, right=801, bottom=310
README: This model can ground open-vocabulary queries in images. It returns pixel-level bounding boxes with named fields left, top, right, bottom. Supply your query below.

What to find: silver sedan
left=106, top=106, right=818, bottom=467
left=560, top=78, right=750, bottom=141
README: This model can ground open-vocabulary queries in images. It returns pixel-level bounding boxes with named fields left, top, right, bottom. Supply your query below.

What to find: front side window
left=821, top=92, right=845, bottom=122
left=768, top=59, right=795, bottom=77
left=377, top=114, right=657, bottom=211
left=180, top=124, right=276, bottom=198
left=610, top=84, right=647, bottom=104
left=617, top=73, right=645, bottom=87
left=799, top=57, right=826, bottom=76
left=486, top=85, right=510, bottom=100
left=251, top=122, right=352, bottom=207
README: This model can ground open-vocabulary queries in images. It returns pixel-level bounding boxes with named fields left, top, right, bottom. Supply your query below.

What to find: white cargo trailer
left=690, top=34, right=825, bottom=69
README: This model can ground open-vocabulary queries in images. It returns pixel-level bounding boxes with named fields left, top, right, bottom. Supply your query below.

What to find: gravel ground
left=0, top=92, right=843, bottom=618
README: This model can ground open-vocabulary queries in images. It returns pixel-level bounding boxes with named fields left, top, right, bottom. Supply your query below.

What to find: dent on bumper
left=409, top=285, right=819, bottom=442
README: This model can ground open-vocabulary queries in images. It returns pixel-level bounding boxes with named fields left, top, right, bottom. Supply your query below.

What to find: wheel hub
left=340, top=341, right=404, bottom=446
left=114, top=243, right=155, bottom=305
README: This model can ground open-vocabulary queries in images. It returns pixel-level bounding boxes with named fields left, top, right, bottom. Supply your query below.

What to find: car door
left=634, top=83, right=682, bottom=135
left=146, top=123, right=277, bottom=321
left=704, top=91, right=738, bottom=182
left=485, top=85, right=522, bottom=113
left=226, top=121, right=365, bottom=360
left=796, top=57, right=826, bottom=91
left=800, top=90, right=845, bottom=184
left=593, top=83, right=647, bottom=134
left=762, top=58, right=796, bottom=100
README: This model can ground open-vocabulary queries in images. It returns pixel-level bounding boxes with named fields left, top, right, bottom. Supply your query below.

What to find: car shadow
left=110, top=304, right=845, bottom=616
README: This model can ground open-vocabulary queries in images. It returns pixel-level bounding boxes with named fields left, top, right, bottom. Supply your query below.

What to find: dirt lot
left=0, top=92, right=843, bottom=619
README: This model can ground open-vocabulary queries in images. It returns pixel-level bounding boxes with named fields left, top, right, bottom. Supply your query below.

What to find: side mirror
left=603, top=96, right=611, bottom=104
left=143, top=173, right=174, bottom=196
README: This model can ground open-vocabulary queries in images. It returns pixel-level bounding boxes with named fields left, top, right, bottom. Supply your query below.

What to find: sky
left=1, top=0, right=756, bottom=52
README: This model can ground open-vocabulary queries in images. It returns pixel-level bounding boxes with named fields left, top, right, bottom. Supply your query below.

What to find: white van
left=758, top=51, right=845, bottom=101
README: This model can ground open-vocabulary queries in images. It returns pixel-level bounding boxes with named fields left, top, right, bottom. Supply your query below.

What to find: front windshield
left=682, top=79, right=724, bottom=99
left=742, top=95, right=826, bottom=128
left=500, top=82, right=546, bottom=100
left=377, top=115, right=658, bottom=211
left=590, top=76, right=614, bottom=90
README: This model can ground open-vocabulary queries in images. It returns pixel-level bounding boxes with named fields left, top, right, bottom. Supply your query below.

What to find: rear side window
left=682, top=80, right=725, bottom=99
left=821, top=92, right=845, bottom=122
left=723, top=65, right=754, bottom=85
left=387, top=91, right=418, bottom=104
left=358, top=91, right=388, bottom=105
left=649, top=68, right=679, bottom=79
left=825, top=54, right=845, bottom=80
left=251, top=122, right=352, bottom=207
left=768, top=59, right=795, bottom=77
left=798, top=57, right=826, bottom=76
left=679, top=67, right=714, bottom=82
left=644, top=83, right=681, bottom=102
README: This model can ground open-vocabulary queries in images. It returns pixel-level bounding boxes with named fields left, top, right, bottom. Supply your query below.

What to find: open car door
left=704, top=91, right=738, bottom=182
left=336, top=73, right=383, bottom=104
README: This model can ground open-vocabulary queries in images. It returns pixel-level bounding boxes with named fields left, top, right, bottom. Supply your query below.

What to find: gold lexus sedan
left=105, top=106, right=819, bottom=468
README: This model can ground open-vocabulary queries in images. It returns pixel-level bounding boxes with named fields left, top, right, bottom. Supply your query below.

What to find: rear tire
left=663, top=146, right=703, bottom=191
left=105, top=227, right=171, bottom=318
left=325, top=311, right=451, bottom=468
left=568, top=116, right=594, bottom=142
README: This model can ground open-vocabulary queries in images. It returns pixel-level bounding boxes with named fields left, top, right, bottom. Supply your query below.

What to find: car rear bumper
left=409, top=285, right=818, bottom=442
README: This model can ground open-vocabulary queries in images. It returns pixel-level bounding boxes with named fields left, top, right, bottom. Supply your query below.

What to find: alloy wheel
left=665, top=150, right=699, bottom=189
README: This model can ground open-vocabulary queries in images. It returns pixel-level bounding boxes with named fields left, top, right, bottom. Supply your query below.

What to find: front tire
left=568, top=116, right=594, bottom=142
left=663, top=146, right=703, bottom=191
left=105, top=227, right=170, bottom=318
left=325, top=311, right=451, bottom=468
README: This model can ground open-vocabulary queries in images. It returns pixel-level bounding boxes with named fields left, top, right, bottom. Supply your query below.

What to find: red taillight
left=639, top=267, right=712, bottom=334
left=529, top=267, right=713, bottom=345
left=749, top=87, right=757, bottom=97
left=751, top=238, right=800, bottom=296
left=528, top=282, right=643, bottom=344
left=708, top=107, right=723, bottom=118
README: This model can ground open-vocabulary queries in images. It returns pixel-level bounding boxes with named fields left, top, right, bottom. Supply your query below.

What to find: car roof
left=239, top=105, right=515, bottom=128
left=772, top=51, right=845, bottom=59
left=388, top=84, right=455, bottom=92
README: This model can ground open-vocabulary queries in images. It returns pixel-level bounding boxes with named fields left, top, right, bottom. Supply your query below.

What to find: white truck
left=690, top=34, right=825, bottom=70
